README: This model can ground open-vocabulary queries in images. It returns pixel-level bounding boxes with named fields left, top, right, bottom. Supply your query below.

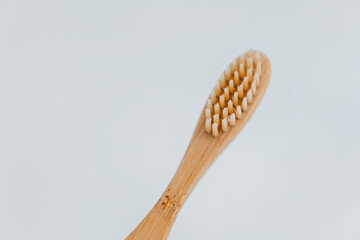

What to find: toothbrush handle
left=126, top=126, right=220, bottom=240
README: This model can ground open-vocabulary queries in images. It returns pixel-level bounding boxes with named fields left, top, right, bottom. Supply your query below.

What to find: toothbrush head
left=205, top=49, right=270, bottom=137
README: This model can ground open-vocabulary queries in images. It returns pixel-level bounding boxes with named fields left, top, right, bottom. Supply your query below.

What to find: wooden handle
left=126, top=129, right=218, bottom=239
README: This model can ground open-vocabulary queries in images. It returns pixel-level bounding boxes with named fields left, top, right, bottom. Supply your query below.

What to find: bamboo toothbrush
left=126, top=49, right=271, bottom=240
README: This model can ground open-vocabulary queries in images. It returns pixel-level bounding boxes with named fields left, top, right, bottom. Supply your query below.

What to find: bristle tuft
left=247, top=89, right=253, bottom=104
left=207, top=99, right=213, bottom=112
left=229, top=80, right=235, bottom=94
left=219, top=95, right=225, bottom=109
left=234, top=71, right=240, bottom=85
left=251, top=80, right=257, bottom=95
left=224, top=87, right=230, bottom=101
left=235, top=105, right=242, bottom=119
left=222, top=108, right=228, bottom=119
left=238, top=83, right=244, bottom=98
left=205, top=108, right=211, bottom=119
left=254, top=72, right=260, bottom=87
left=247, top=57, right=253, bottom=69
left=239, top=63, right=245, bottom=78
left=233, top=92, right=239, bottom=106
left=229, top=113, right=236, bottom=126
left=242, top=97, right=248, bottom=111
left=228, top=100, right=234, bottom=114
left=256, top=62, right=261, bottom=74
left=255, top=51, right=260, bottom=64
left=243, top=76, right=249, bottom=91
left=215, top=82, right=221, bottom=96
left=213, top=114, right=220, bottom=124
left=206, top=119, right=212, bottom=133
left=212, top=123, right=218, bottom=137
left=222, top=118, right=228, bottom=132
left=211, top=89, right=217, bottom=104
left=214, top=103, right=220, bottom=115
left=247, top=67, right=253, bottom=82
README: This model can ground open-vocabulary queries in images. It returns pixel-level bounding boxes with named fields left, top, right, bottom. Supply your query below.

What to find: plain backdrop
left=1, top=0, right=360, bottom=239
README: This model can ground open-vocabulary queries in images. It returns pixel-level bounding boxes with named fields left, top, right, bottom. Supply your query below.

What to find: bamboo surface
left=126, top=52, right=271, bottom=240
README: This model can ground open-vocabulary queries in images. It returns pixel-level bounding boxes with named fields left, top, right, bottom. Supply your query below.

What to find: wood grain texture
left=126, top=52, right=271, bottom=240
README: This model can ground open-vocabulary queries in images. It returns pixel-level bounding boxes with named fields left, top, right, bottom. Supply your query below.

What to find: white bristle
left=229, top=113, right=236, bottom=126
left=251, top=80, right=257, bottom=95
left=243, top=76, right=249, bottom=91
left=225, top=66, right=232, bottom=80
left=213, top=114, right=220, bottom=124
left=231, top=60, right=237, bottom=72
left=239, top=63, right=245, bottom=78
left=235, top=105, right=242, bottom=119
left=233, top=92, right=239, bottom=106
left=211, top=89, right=217, bottom=104
left=247, top=67, right=253, bottom=82
left=254, top=72, right=260, bottom=87
left=205, top=119, right=212, bottom=133
left=222, top=118, right=228, bottom=132
left=242, top=97, right=248, bottom=111
left=247, top=89, right=253, bottom=104
left=234, top=71, right=240, bottom=85
left=238, top=83, right=244, bottom=98
left=215, top=81, right=221, bottom=96
left=219, top=95, right=225, bottom=109
left=224, top=87, right=230, bottom=101
left=222, top=108, right=228, bottom=119
left=207, top=99, right=213, bottom=112
left=229, top=79, right=235, bottom=94
left=205, top=108, right=211, bottom=119
left=220, top=74, right=226, bottom=88
left=256, top=62, right=261, bottom=74
left=212, top=123, right=218, bottom=137
left=228, top=100, right=234, bottom=114
left=247, top=57, right=253, bottom=69
left=214, top=103, right=220, bottom=115
left=255, top=52, right=260, bottom=64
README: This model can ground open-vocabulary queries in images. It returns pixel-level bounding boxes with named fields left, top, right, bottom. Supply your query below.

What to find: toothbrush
left=126, top=49, right=271, bottom=239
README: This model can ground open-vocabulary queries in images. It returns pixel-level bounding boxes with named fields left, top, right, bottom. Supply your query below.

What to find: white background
left=1, top=0, right=360, bottom=239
